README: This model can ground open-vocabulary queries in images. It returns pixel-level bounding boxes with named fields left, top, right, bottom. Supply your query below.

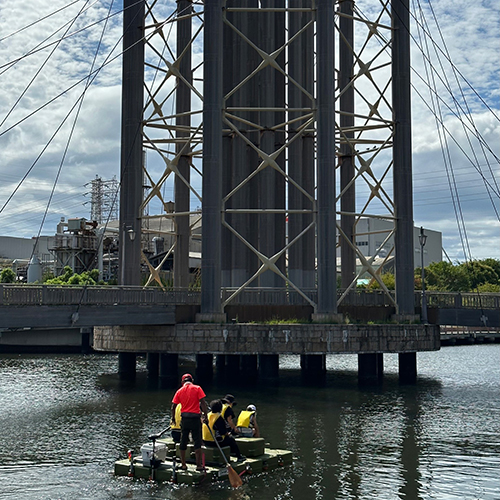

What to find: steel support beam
left=221, top=1, right=234, bottom=288
left=392, top=0, right=415, bottom=316
left=119, top=0, right=145, bottom=286
left=174, top=0, right=193, bottom=288
left=201, top=0, right=224, bottom=316
left=301, top=2, right=315, bottom=290
left=339, top=0, right=356, bottom=290
left=259, top=0, right=285, bottom=287
left=289, top=0, right=315, bottom=289
left=316, top=0, right=336, bottom=314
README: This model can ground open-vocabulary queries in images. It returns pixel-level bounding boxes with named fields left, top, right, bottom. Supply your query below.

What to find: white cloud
left=0, top=0, right=498, bottom=264
left=0, top=0, right=123, bottom=237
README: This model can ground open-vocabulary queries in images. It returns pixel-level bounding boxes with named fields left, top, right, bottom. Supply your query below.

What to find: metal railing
left=415, top=291, right=500, bottom=310
left=1, top=284, right=498, bottom=309
left=0, top=285, right=200, bottom=306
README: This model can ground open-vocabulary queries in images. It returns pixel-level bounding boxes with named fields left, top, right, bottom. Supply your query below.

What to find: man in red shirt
left=171, top=373, right=209, bottom=471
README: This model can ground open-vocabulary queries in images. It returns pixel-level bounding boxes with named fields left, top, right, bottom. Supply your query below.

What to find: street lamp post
left=419, top=226, right=428, bottom=324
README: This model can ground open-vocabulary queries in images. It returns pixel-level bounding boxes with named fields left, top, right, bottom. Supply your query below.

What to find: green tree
left=425, top=261, right=470, bottom=292
left=367, top=272, right=395, bottom=290
left=480, top=258, right=500, bottom=279
left=476, top=283, right=500, bottom=293
left=461, top=260, right=500, bottom=289
left=0, top=268, right=16, bottom=283
left=43, top=267, right=100, bottom=285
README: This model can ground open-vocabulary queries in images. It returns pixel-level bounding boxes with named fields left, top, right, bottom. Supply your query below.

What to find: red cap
left=181, top=373, right=193, bottom=383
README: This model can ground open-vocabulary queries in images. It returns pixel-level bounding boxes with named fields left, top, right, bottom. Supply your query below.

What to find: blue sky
left=0, top=0, right=498, bottom=262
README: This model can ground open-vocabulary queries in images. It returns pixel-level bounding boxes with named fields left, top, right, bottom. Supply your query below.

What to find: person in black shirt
left=202, top=399, right=246, bottom=462
left=221, top=394, right=239, bottom=435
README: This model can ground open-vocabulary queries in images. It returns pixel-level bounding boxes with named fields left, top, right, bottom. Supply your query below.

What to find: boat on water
left=114, top=433, right=293, bottom=486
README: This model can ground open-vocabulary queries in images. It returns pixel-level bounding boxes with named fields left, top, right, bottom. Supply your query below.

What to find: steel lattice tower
left=119, top=0, right=415, bottom=321
left=86, top=176, right=119, bottom=224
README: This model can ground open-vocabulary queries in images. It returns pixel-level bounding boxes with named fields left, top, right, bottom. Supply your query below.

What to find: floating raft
left=115, top=436, right=293, bottom=485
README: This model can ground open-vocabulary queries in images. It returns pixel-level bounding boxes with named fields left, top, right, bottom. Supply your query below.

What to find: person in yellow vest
left=202, top=399, right=246, bottom=462
left=236, top=404, right=260, bottom=437
left=221, top=394, right=239, bottom=435
left=170, top=403, right=182, bottom=443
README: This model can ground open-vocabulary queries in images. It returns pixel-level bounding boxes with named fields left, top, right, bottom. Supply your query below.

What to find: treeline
left=0, top=266, right=103, bottom=285
left=360, top=258, right=500, bottom=293
left=42, top=266, right=102, bottom=285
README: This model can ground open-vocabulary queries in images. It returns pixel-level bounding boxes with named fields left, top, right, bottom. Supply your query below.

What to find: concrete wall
left=93, top=323, right=440, bottom=354
left=0, top=327, right=91, bottom=353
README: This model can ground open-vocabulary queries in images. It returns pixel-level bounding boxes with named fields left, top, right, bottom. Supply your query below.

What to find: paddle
left=147, top=425, right=171, bottom=442
left=206, top=424, right=243, bottom=488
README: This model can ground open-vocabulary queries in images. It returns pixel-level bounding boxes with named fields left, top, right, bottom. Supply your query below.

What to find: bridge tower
left=119, top=0, right=417, bottom=380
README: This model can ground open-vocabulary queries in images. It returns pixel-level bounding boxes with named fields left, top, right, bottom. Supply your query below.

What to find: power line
left=0, top=0, right=102, bottom=78
left=0, top=1, right=146, bottom=73
left=0, top=0, right=97, bottom=130
left=29, top=0, right=118, bottom=268
left=423, top=0, right=500, bottom=218
left=0, top=2, right=130, bottom=214
left=0, top=0, right=81, bottom=43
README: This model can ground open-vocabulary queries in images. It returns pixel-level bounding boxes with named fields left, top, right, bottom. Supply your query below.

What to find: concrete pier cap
left=93, top=323, right=440, bottom=355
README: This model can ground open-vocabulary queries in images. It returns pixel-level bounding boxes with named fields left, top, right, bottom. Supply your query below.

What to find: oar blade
left=227, top=465, right=243, bottom=488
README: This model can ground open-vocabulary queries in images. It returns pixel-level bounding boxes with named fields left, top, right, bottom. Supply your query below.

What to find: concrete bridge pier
left=258, top=354, right=279, bottom=381
left=241, top=355, right=258, bottom=383
left=216, top=355, right=226, bottom=375
left=81, top=327, right=92, bottom=354
left=159, top=353, right=178, bottom=383
left=213, top=354, right=258, bottom=383
left=225, top=354, right=240, bottom=375
left=215, top=354, right=240, bottom=381
left=146, top=352, right=159, bottom=379
left=358, top=353, right=384, bottom=385
left=118, top=352, right=136, bottom=379
left=398, top=352, right=417, bottom=384
left=196, top=354, right=213, bottom=384
left=301, top=354, right=326, bottom=380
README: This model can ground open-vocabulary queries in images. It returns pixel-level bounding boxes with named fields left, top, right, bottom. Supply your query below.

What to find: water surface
left=0, top=345, right=499, bottom=499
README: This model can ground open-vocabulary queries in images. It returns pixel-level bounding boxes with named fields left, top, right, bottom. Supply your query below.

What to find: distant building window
left=356, top=241, right=368, bottom=246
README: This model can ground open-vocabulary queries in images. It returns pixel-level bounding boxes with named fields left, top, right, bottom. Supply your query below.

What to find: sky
left=0, top=0, right=498, bottom=263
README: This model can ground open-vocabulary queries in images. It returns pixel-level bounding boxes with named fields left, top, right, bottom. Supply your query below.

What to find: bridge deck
left=0, top=285, right=498, bottom=329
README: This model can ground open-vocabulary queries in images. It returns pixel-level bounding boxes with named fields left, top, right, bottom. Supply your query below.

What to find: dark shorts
left=180, top=415, right=202, bottom=450
left=171, top=429, right=181, bottom=444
